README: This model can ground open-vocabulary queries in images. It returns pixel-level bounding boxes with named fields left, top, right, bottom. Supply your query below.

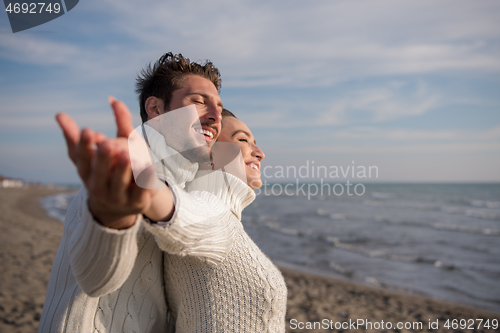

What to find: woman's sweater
left=144, top=170, right=288, bottom=332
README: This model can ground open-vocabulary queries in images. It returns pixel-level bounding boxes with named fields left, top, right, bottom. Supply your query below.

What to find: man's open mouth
left=194, top=128, right=214, bottom=139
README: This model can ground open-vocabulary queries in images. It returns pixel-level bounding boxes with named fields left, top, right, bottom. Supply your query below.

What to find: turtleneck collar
left=142, top=123, right=199, bottom=188
left=186, top=170, right=256, bottom=220
left=140, top=124, right=256, bottom=217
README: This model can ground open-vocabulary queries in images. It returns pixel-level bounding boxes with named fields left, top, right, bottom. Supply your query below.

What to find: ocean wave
left=40, top=192, right=76, bottom=222
left=325, top=237, right=461, bottom=272
left=263, top=221, right=307, bottom=237
left=316, top=209, right=347, bottom=220
left=328, top=261, right=354, bottom=277
left=371, top=192, right=394, bottom=199
left=373, top=217, right=425, bottom=228
left=326, top=237, right=415, bottom=262
left=465, top=209, right=500, bottom=220
left=374, top=216, right=500, bottom=236
left=470, top=200, right=500, bottom=209
left=363, top=200, right=437, bottom=211
left=364, top=276, right=382, bottom=287
left=432, top=223, right=500, bottom=235
left=432, top=260, right=456, bottom=270
left=441, top=206, right=500, bottom=221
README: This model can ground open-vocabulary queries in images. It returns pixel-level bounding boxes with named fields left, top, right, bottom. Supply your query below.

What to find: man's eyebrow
left=187, top=92, right=208, bottom=99
left=188, top=92, right=223, bottom=109
left=232, top=129, right=256, bottom=144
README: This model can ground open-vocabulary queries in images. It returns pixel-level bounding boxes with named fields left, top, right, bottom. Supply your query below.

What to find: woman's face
left=217, top=117, right=265, bottom=190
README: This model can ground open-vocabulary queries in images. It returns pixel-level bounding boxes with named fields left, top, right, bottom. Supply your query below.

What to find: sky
left=1, top=0, right=499, bottom=184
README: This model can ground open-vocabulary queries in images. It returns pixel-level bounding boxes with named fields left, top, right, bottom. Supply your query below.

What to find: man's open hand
left=56, top=97, right=155, bottom=229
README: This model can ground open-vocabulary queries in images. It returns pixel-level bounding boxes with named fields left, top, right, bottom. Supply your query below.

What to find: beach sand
left=283, top=267, right=498, bottom=332
left=0, top=188, right=67, bottom=333
left=0, top=188, right=497, bottom=333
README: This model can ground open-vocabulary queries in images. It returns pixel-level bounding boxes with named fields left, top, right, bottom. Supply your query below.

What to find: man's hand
left=56, top=97, right=155, bottom=229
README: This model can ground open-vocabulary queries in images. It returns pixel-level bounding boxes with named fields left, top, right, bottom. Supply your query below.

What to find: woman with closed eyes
left=151, top=109, right=288, bottom=332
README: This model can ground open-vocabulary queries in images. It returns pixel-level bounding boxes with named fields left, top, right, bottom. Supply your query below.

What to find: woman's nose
left=252, top=145, right=265, bottom=161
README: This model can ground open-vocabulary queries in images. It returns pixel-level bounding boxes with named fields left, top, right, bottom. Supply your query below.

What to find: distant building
left=0, top=176, right=25, bottom=188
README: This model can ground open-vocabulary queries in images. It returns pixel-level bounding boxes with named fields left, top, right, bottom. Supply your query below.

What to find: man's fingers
left=55, top=113, right=80, bottom=164
left=110, top=151, right=133, bottom=203
left=87, top=140, right=113, bottom=197
left=76, top=128, right=96, bottom=183
left=94, top=132, right=107, bottom=145
left=109, top=96, right=135, bottom=138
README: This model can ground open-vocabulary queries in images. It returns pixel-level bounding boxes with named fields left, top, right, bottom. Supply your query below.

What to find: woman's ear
left=145, top=96, right=164, bottom=120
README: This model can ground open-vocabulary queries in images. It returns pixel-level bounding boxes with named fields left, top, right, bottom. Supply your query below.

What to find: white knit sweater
left=40, top=127, right=287, bottom=332
left=38, top=143, right=197, bottom=333
left=38, top=187, right=168, bottom=333
left=144, top=170, right=288, bottom=332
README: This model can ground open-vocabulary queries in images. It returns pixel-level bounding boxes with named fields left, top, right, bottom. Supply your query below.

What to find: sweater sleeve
left=66, top=187, right=142, bottom=297
left=142, top=171, right=244, bottom=266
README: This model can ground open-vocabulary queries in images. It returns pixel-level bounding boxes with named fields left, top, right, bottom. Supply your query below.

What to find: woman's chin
left=247, top=176, right=263, bottom=190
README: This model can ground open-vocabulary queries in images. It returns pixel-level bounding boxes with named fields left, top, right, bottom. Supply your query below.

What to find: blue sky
left=1, top=0, right=499, bottom=183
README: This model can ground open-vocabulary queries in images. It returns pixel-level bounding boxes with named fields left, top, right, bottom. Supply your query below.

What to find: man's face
left=164, top=74, right=223, bottom=144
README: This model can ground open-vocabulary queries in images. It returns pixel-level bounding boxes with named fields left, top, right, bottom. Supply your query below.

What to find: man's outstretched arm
left=55, top=97, right=174, bottom=296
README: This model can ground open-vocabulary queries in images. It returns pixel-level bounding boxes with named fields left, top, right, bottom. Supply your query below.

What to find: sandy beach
left=0, top=188, right=498, bottom=333
left=0, top=188, right=67, bottom=333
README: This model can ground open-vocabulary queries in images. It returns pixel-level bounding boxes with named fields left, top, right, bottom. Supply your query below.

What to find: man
left=39, top=53, right=224, bottom=332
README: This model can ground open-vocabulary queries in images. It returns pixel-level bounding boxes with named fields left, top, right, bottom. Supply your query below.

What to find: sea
left=41, top=182, right=500, bottom=313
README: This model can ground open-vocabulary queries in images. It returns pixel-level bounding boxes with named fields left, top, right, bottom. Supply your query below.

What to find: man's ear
left=145, top=96, right=165, bottom=120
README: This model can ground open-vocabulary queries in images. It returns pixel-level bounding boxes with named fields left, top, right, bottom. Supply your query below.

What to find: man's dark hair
left=136, top=52, right=222, bottom=123
left=221, top=108, right=237, bottom=119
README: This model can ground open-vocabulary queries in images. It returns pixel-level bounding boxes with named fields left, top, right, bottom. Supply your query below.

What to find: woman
left=142, top=109, right=288, bottom=332
left=216, top=109, right=265, bottom=190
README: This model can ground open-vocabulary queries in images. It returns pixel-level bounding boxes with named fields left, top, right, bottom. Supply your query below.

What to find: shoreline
left=0, top=188, right=497, bottom=332
left=281, top=266, right=498, bottom=332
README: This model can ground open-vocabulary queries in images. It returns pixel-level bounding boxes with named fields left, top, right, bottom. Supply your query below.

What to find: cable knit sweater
left=40, top=124, right=287, bottom=332
left=144, top=170, right=288, bottom=332
left=38, top=187, right=167, bottom=333
left=38, top=139, right=198, bottom=333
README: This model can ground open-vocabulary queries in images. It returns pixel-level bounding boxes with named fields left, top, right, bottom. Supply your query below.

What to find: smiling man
left=39, top=53, right=225, bottom=333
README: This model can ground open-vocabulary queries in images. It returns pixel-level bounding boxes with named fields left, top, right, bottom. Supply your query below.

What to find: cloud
left=275, top=121, right=500, bottom=146
left=355, top=90, right=440, bottom=122
left=335, top=128, right=459, bottom=141
left=0, top=141, right=76, bottom=182
left=0, top=29, right=150, bottom=81
left=2, top=0, right=494, bottom=87
left=309, top=142, right=500, bottom=154
left=286, top=125, right=500, bottom=154
left=0, top=89, right=112, bottom=130
left=0, top=87, right=140, bottom=139
left=334, top=125, right=500, bottom=142
left=209, top=0, right=500, bottom=86
left=235, top=79, right=442, bottom=129
left=0, top=34, right=79, bottom=65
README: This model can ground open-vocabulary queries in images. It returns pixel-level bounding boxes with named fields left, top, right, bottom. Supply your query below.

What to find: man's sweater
left=38, top=187, right=168, bottom=333
left=38, top=144, right=197, bottom=333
